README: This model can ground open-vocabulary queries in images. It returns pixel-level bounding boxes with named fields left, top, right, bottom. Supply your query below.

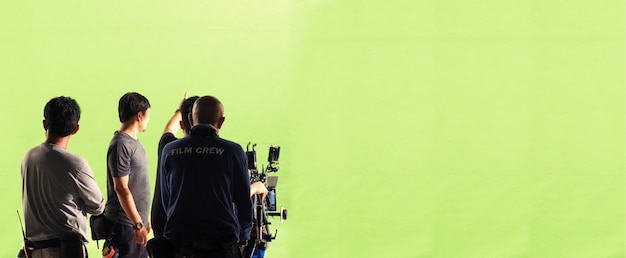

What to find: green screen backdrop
left=0, top=1, right=624, bottom=257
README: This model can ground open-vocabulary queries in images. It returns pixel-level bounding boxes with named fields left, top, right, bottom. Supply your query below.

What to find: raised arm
left=162, top=91, right=189, bottom=135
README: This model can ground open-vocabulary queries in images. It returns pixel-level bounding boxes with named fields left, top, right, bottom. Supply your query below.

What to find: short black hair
left=181, top=96, right=199, bottom=132
left=118, top=92, right=151, bottom=123
left=44, top=96, right=81, bottom=137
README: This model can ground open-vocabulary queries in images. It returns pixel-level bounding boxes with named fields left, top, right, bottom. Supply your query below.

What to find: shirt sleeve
left=108, top=141, right=133, bottom=177
left=159, top=144, right=172, bottom=218
left=158, top=133, right=176, bottom=155
left=73, top=160, right=105, bottom=215
left=232, top=145, right=253, bottom=240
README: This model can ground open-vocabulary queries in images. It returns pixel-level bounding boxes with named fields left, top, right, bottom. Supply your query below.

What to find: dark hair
left=44, top=96, right=81, bottom=137
left=118, top=92, right=151, bottom=123
left=181, top=96, right=199, bottom=132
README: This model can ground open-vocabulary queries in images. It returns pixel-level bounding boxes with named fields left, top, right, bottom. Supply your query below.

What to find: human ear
left=216, top=116, right=225, bottom=129
left=72, top=124, right=80, bottom=135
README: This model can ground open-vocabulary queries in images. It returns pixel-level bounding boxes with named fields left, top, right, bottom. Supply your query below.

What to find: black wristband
left=132, top=222, right=144, bottom=230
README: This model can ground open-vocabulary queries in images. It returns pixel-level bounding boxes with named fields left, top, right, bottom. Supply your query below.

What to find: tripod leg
left=242, top=241, right=255, bottom=258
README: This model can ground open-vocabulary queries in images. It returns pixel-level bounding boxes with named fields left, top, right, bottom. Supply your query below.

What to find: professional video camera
left=243, top=143, right=288, bottom=258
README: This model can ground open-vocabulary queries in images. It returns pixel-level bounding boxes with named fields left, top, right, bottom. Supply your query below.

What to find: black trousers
left=108, top=223, right=149, bottom=258
left=148, top=237, right=242, bottom=258
left=176, top=240, right=242, bottom=258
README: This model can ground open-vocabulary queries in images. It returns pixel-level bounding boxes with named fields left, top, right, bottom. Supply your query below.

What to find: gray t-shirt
left=22, top=143, right=104, bottom=242
left=104, top=131, right=151, bottom=225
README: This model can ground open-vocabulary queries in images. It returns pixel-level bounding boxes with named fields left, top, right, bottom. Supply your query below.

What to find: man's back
left=22, top=143, right=104, bottom=242
left=160, top=125, right=252, bottom=243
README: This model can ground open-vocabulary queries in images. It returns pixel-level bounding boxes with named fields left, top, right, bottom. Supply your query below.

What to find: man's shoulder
left=54, top=146, right=89, bottom=167
left=160, top=133, right=177, bottom=142
left=158, top=133, right=178, bottom=151
left=29, top=144, right=89, bottom=169
left=109, top=132, right=141, bottom=149
left=214, top=138, right=245, bottom=156
left=108, top=132, right=124, bottom=146
left=217, top=137, right=243, bottom=149
left=23, top=144, right=42, bottom=157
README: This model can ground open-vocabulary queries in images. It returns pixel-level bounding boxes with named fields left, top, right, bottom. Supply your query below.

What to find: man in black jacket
left=157, top=95, right=253, bottom=258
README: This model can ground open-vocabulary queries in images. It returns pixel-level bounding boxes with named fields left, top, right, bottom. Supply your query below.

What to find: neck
left=45, top=134, right=70, bottom=149
left=120, top=123, right=139, bottom=139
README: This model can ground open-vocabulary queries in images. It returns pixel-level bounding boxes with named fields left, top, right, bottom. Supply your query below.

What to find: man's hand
left=147, top=220, right=152, bottom=234
left=178, top=91, right=189, bottom=110
left=163, top=91, right=189, bottom=135
left=250, top=182, right=269, bottom=198
left=134, top=227, right=149, bottom=246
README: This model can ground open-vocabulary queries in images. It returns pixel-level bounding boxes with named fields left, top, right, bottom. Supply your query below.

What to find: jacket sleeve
left=233, top=146, right=252, bottom=240
left=159, top=145, right=172, bottom=218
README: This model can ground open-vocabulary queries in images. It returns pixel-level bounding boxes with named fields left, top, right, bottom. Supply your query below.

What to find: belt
left=29, top=238, right=62, bottom=250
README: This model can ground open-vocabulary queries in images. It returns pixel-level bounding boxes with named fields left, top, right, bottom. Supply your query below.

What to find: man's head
left=43, top=96, right=81, bottom=137
left=180, top=96, right=199, bottom=133
left=191, top=96, right=225, bottom=131
left=118, top=92, right=151, bottom=131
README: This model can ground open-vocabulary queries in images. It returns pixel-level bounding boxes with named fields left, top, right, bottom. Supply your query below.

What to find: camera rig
left=243, top=143, right=288, bottom=258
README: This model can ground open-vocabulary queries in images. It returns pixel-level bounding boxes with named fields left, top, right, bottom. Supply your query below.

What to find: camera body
left=265, top=176, right=278, bottom=211
left=247, top=145, right=282, bottom=210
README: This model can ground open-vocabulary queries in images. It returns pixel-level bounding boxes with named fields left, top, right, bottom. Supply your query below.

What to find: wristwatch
left=132, top=222, right=144, bottom=231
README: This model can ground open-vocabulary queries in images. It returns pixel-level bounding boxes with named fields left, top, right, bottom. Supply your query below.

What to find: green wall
left=1, top=1, right=623, bottom=257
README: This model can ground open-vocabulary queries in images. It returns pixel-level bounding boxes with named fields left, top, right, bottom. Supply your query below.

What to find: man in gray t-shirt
left=103, top=92, right=151, bottom=258
left=22, top=96, right=104, bottom=258
left=105, top=131, right=151, bottom=225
